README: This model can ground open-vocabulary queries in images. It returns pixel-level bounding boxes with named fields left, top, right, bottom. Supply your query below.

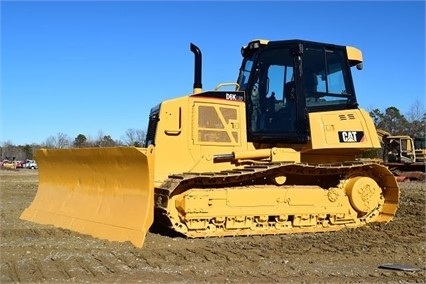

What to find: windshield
left=303, top=47, right=357, bottom=110
left=414, top=137, right=426, bottom=149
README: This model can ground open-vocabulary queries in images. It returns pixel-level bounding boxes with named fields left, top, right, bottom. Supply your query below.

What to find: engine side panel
left=309, top=108, right=380, bottom=150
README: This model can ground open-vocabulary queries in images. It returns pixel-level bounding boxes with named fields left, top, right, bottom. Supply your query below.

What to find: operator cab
left=237, top=39, right=362, bottom=143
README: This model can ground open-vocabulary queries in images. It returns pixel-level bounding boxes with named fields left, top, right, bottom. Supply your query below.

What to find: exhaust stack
left=190, top=43, right=202, bottom=94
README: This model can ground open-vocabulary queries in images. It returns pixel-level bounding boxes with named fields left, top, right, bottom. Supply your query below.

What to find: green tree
left=73, top=134, right=87, bottom=148
left=369, top=106, right=410, bottom=135
left=93, top=130, right=117, bottom=147
left=97, top=135, right=116, bottom=147
left=407, top=116, right=425, bottom=138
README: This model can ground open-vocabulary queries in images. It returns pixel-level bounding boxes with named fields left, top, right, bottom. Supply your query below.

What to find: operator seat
left=304, top=69, right=318, bottom=93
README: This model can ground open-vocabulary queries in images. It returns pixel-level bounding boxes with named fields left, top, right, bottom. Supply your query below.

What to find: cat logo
left=338, top=131, right=364, bottom=143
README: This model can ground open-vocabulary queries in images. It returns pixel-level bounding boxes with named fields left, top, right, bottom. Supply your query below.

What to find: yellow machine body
left=21, top=39, right=399, bottom=248
left=151, top=96, right=398, bottom=237
left=149, top=96, right=382, bottom=179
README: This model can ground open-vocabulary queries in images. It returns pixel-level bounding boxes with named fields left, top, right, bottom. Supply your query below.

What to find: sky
left=1, top=1, right=425, bottom=145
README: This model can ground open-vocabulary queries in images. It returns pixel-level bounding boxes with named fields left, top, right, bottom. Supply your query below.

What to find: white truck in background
left=25, top=160, right=38, bottom=170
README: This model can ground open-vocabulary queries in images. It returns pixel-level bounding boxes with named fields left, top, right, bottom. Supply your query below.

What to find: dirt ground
left=1, top=169, right=425, bottom=283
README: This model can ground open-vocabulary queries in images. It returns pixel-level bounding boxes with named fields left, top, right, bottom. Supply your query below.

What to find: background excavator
left=376, top=129, right=425, bottom=181
left=21, top=39, right=400, bottom=248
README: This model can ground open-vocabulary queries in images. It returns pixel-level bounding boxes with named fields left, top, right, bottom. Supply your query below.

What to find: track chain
left=154, top=161, right=398, bottom=237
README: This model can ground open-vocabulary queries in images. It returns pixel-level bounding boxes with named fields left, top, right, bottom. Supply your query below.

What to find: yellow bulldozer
left=21, top=39, right=400, bottom=248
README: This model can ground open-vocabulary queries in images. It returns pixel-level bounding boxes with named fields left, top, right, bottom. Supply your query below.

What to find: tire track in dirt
left=74, top=256, right=101, bottom=278
left=71, top=252, right=140, bottom=280
left=202, top=247, right=235, bottom=262
left=49, top=258, right=73, bottom=280
left=93, top=255, right=116, bottom=274
left=4, top=258, right=46, bottom=283
left=186, top=248, right=217, bottom=262
left=109, top=251, right=138, bottom=270
left=2, top=261, right=20, bottom=283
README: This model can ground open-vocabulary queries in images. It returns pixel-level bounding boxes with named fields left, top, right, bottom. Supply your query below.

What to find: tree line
left=1, top=101, right=425, bottom=162
left=369, top=99, right=425, bottom=138
left=1, top=128, right=146, bottom=161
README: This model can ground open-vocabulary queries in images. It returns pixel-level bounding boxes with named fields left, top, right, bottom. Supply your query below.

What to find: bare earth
left=1, top=170, right=425, bottom=283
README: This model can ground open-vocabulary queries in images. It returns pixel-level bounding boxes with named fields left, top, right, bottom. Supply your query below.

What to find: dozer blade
left=20, top=146, right=155, bottom=248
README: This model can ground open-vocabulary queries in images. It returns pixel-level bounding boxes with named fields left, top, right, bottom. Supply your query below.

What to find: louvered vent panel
left=338, top=114, right=356, bottom=121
